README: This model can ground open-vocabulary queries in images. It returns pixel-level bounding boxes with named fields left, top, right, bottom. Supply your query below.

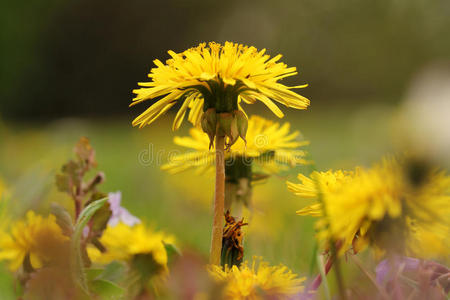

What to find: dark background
left=1, top=0, right=450, bottom=120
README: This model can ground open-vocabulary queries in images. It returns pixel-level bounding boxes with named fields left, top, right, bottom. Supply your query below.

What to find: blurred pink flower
left=107, top=191, right=140, bottom=227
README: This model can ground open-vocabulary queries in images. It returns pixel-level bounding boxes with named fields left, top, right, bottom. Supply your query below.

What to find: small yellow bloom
left=208, top=258, right=305, bottom=300
left=162, top=115, right=309, bottom=174
left=0, top=211, right=68, bottom=271
left=131, top=42, right=309, bottom=129
left=88, top=222, right=175, bottom=273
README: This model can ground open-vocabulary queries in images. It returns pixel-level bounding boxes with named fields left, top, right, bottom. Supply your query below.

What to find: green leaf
left=86, top=268, right=104, bottom=281
left=90, top=279, right=124, bottom=299
left=100, top=261, right=127, bottom=283
left=164, top=242, right=181, bottom=265
left=71, top=197, right=108, bottom=294
left=90, top=202, right=112, bottom=233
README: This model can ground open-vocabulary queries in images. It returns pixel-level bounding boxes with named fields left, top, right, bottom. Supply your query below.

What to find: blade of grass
left=317, top=254, right=331, bottom=300
left=309, top=242, right=319, bottom=276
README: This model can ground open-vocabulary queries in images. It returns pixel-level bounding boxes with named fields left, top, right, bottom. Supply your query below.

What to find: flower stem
left=210, top=134, right=225, bottom=265
left=310, top=255, right=335, bottom=291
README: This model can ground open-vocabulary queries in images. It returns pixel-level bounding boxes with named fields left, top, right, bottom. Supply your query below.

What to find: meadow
left=0, top=101, right=401, bottom=298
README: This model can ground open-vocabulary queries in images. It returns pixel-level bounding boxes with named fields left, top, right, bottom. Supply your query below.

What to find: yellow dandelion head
left=288, top=169, right=356, bottom=202
left=88, top=222, right=175, bottom=274
left=208, top=257, right=305, bottom=300
left=0, top=211, right=69, bottom=271
left=408, top=220, right=450, bottom=262
left=162, top=115, right=309, bottom=174
left=131, top=42, right=309, bottom=130
left=287, top=169, right=358, bottom=250
left=288, top=157, right=450, bottom=257
left=324, top=157, right=450, bottom=256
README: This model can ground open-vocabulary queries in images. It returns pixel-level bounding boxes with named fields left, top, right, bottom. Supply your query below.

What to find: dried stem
left=210, top=134, right=225, bottom=265
left=309, top=255, right=335, bottom=291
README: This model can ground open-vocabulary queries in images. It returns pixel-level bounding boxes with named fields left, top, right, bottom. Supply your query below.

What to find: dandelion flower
left=208, top=257, right=305, bottom=299
left=162, top=115, right=309, bottom=175
left=289, top=157, right=450, bottom=257
left=287, top=169, right=357, bottom=217
left=88, top=222, right=175, bottom=274
left=329, top=157, right=450, bottom=256
left=0, top=211, right=68, bottom=271
left=131, top=42, right=309, bottom=130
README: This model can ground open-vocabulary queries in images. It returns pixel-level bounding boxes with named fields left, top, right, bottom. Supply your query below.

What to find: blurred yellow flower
left=408, top=221, right=450, bottom=262
left=0, top=211, right=68, bottom=271
left=208, top=257, right=305, bottom=300
left=131, top=42, right=309, bottom=129
left=287, top=169, right=357, bottom=217
left=88, top=222, right=175, bottom=273
left=162, top=115, right=309, bottom=174
left=289, top=157, right=450, bottom=257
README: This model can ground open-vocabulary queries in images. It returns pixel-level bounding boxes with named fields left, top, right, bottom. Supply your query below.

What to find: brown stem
left=210, top=134, right=225, bottom=265
left=309, top=255, right=335, bottom=291
left=74, top=183, right=83, bottom=219
left=74, top=196, right=82, bottom=219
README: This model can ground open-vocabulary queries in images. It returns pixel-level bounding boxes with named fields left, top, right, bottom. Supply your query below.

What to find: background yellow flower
left=290, top=157, right=450, bottom=258
left=88, top=222, right=175, bottom=271
left=0, top=211, right=68, bottom=271
left=162, top=115, right=309, bottom=175
left=208, top=257, right=305, bottom=300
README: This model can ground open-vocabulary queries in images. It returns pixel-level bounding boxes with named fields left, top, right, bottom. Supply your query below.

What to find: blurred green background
left=1, top=0, right=450, bottom=298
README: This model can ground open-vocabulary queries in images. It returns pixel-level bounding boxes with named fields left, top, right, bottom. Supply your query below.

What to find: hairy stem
left=210, top=134, right=225, bottom=265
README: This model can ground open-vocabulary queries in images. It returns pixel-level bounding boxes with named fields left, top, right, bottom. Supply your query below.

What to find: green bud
left=234, top=110, right=248, bottom=144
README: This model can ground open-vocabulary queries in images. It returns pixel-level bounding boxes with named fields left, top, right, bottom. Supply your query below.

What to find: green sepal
left=201, top=108, right=217, bottom=149
left=235, top=110, right=248, bottom=143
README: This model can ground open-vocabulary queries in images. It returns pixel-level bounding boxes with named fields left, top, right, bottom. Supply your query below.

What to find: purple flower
left=107, top=191, right=140, bottom=227
left=376, top=256, right=450, bottom=294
